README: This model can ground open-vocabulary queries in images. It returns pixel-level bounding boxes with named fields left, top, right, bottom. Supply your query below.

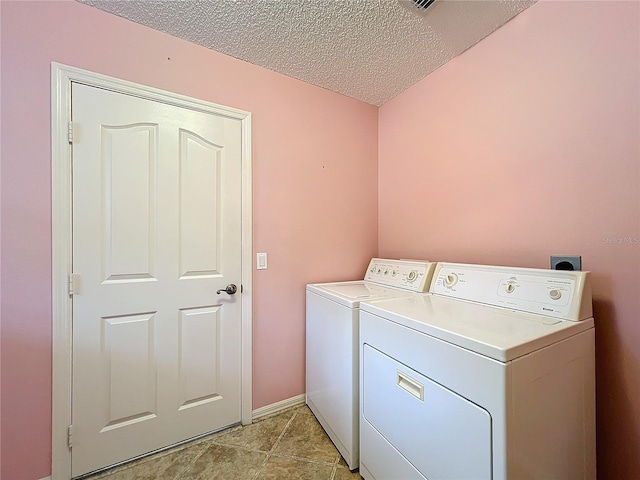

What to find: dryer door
left=362, top=345, right=492, bottom=480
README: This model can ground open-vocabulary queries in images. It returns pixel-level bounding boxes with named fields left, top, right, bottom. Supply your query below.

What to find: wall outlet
left=550, top=255, right=581, bottom=271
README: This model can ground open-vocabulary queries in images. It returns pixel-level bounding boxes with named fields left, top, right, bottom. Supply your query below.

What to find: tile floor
left=84, top=405, right=362, bottom=480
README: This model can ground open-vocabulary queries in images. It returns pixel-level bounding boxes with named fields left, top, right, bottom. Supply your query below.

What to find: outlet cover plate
left=550, top=255, right=581, bottom=271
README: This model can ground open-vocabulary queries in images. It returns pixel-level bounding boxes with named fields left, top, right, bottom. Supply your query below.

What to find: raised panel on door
left=179, top=129, right=221, bottom=279
left=101, top=124, right=157, bottom=283
left=100, top=312, right=158, bottom=431
left=178, top=306, right=222, bottom=410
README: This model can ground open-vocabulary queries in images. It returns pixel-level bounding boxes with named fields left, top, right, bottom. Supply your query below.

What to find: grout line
left=328, top=449, right=341, bottom=480
left=251, top=455, right=269, bottom=480
left=250, top=407, right=299, bottom=479
left=270, top=409, right=298, bottom=453
left=200, top=439, right=343, bottom=469
left=172, top=440, right=212, bottom=480
left=268, top=451, right=343, bottom=467
left=329, top=464, right=338, bottom=480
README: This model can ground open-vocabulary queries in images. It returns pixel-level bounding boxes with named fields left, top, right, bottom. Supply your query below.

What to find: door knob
left=217, top=284, right=238, bottom=295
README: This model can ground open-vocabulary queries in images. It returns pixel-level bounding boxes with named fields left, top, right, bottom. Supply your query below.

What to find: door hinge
left=68, top=273, right=79, bottom=296
left=68, top=121, right=73, bottom=144
left=67, top=424, right=74, bottom=448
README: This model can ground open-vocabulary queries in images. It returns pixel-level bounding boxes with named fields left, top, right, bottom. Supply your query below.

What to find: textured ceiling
left=77, top=0, right=536, bottom=106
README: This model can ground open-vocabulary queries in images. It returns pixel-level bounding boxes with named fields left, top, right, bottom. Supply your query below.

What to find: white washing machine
left=359, top=262, right=596, bottom=480
left=306, top=258, right=437, bottom=470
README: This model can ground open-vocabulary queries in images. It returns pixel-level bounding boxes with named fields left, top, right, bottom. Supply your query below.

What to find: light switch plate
left=257, top=252, right=268, bottom=270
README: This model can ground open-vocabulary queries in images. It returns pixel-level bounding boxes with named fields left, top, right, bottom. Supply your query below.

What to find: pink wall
left=379, top=1, right=640, bottom=478
left=0, top=1, right=378, bottom=478
left=3, top=0, right=638, bottom=479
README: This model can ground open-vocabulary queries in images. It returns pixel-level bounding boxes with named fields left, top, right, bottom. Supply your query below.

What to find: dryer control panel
left=364, top=258, right=436, bottom=292
left=430, top=263, right=593, bottom=321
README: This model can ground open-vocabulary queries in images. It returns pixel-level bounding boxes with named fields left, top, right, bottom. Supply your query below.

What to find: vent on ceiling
left=398, top=0, right=437, bottom=14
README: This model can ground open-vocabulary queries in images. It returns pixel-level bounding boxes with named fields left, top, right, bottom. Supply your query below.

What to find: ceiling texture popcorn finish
left=77, top=0, right=536, bottom=105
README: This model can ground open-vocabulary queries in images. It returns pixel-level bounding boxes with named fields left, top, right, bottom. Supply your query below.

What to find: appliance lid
left=307, top=280, right=420, bottom=308
left=360, top=294, right=594, bottom=362
left=319, top=283, right=389, bottom=299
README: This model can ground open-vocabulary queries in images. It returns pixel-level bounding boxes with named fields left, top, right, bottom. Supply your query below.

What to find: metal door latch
left=217, top=284, right=238, bottom=295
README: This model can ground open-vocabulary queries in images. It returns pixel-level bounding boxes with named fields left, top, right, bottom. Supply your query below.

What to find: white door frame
left=51, top=63, right=252, bottom=479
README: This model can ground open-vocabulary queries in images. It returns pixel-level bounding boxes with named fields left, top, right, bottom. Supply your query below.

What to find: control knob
left=443, top=273, right=458, bottom=287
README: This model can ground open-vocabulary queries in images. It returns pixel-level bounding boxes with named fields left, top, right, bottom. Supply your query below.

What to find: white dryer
left=359, top=262, right=596, bottom=480
left=306, top=258, right=437, bottom=470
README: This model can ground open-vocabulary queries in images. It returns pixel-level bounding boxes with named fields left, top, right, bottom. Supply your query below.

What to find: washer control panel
left=430, top=263, right=592, bottom=321
left=364, top=258, right=437, bottom=292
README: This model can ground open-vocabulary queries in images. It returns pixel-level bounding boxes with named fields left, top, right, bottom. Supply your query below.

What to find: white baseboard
left=39, top=477, right=52, bottom=480
left=252, top=394, right=305, bottom=421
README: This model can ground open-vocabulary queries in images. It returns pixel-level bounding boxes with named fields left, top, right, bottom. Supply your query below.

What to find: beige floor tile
left=210, top=410, right=293, bottom=452
left=333, top=466, right=363, bottom=480
left=273, top=412, right=340, bottom=464
left=177, top=442, right=266, bottom=480
left=98, top=443, right=204, bottom=480
left=83, top=403, right=349, bottom=480
left=256, top=455, right=333, bottom=480
left=293, top=404, right=314, bottom=416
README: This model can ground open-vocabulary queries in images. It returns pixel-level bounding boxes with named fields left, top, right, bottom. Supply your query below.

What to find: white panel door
left=71, top=83, right=242, bottom=477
